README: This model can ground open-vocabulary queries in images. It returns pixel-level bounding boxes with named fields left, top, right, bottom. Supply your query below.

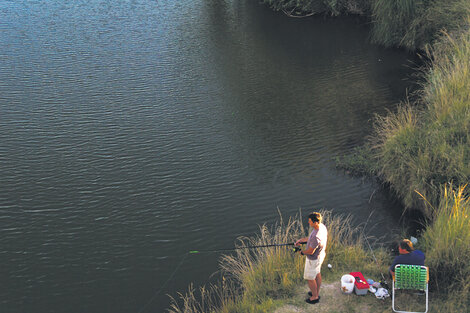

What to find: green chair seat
left=392, top=264, right=429, bottom=313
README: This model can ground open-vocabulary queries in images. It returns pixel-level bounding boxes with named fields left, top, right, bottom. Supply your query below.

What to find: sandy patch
left=274, top=281, right=392, bottom=313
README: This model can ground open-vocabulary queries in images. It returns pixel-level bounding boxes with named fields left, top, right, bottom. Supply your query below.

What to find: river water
left=0, top=0, right=416, bottom=312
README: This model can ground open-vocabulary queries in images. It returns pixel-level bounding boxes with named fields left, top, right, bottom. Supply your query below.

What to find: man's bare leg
left=308, top=279, right=318, bottom=300
left=315, top=273, right=322, bottom=297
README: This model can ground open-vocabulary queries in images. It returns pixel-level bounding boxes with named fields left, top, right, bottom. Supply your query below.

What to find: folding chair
left=392, top=264, right=429, bottom=313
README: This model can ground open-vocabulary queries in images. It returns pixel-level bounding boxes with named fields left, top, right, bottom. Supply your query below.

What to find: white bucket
left=341, top=274, right=355, bottom=294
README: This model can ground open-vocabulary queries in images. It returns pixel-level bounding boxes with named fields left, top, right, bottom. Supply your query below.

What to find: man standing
left=295, top=212, right=328, bottom=304
left=389, top=239, right=425, bottom=279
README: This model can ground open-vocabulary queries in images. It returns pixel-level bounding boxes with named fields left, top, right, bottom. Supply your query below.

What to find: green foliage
left=335, top=146, right=379, bottom=176
left=421, top=185, right=470, bottom=310
left=168, top=281, right=239, bottom=313
left=401, top=0, right=470, bottom=49
left=422, top=186, right=470, bottom=290
left=261, top=0, right=470, bottom=49
left=219, top=212, right=306, bottom=307
left=259, top=0, right=371, bottom=16
left=371, top=0, right=419, bottom=48
left=168, top=4, right=470, bottom=312
left=371, top=0, right=470, bottom=49
left=168, top=212, right=306, bottom=313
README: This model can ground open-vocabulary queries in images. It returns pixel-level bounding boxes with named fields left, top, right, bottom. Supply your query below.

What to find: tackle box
left=349, top=271, right=369, bottom=295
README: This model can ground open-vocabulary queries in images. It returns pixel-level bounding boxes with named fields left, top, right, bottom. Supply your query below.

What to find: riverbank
left=257, top=0, right=470, bottom=221
left=338, top=21, right=470, bottom=217
left=265, top=4, right=469, bottom=214
left=338, top=1, right=470, bottom=215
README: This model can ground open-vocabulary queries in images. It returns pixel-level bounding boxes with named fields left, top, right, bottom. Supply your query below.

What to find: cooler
left=349, top=271, right=369, bottom=295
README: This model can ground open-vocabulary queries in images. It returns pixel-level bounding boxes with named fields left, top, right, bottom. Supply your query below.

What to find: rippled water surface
left=0, top=0, right=416, bottom=312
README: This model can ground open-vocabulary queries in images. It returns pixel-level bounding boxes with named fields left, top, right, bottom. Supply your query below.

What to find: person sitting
left=389, top=239, right=425, bottom=280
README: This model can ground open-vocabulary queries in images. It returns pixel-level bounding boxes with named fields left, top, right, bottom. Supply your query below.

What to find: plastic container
left=350, top=272, right=369, bottom=295
left=341, top=274, right=355, bottom=294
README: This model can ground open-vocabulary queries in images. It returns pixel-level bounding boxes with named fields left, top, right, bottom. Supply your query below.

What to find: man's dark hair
left=308, top=212, right=322, bottom=224
left=399, top=239, right=414, bottom=252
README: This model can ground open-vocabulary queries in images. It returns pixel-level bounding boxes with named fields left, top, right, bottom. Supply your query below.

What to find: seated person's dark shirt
left=389, top=250, right=425, bottom=272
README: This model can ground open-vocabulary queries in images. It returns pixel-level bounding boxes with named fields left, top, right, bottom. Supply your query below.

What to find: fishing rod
left=189, top=242, right=303, bottom=254
left=364, top=234, right=389, bottom=288
left=362, top=211, right=390, bottom=291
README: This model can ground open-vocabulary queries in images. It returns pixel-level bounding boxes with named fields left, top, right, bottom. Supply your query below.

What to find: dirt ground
left=273, top=281, right=426, bottom=313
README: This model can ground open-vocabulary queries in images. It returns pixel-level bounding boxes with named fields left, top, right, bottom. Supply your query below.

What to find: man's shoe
left=307, top=292, right=320, bottom=300
left=305, top=298, right=320, bottom=304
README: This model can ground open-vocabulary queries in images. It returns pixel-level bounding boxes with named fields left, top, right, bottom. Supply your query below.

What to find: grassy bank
left=324, top=0, right=470, bottom=214
left=263, top=2, right=469, bottom=215
left=371, top=0, right=470, bottom=49
left=259, top=0, right=371, bottom=17
left=260, top=0, right=469, bottom=50
left=364, top=24, right=470, bottom=215
left=168, top=195, right=470, bottom=312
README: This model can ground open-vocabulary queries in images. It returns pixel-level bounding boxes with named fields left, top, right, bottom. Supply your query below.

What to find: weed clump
left=371, top=0, right=470, bottom=49
left=259, top=0, right=371, bottom=17
left=421, top=185, right=470, bottom=310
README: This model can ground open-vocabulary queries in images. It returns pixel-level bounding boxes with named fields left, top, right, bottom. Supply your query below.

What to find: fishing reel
left=292, top=246, right=302, bottom=253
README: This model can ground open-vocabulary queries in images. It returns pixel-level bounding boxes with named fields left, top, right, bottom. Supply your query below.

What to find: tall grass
left=168, top=282, right=239, bottom=313
left=219, top=212, right=306, bottom=306
left=371, top=0, right=419, bottom=48
left=168, top=212, right=305, bottom=313
left=262, top=0, right=469, bottom=49
left=422, top=185, right=470, bottom=288
left=371, top=0, right=470, bottom=50
left=401, top=0, right=470, bottom=50
left=168, top=210, right=386, bottom=312
left=421, top=185, right=470, bottom=310
left=259, top=0, right=371, bottom=16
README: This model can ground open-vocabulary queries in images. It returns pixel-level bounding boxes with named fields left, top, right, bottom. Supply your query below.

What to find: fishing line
left=362, top=211, right=389, bottom=289
left=138, top=242, right=296, bottom=312
left=364, top=234, right=387, bottom=280
left=189, top=242, right=296, bottom=254
left=137, top=253, right=189, bottom=313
